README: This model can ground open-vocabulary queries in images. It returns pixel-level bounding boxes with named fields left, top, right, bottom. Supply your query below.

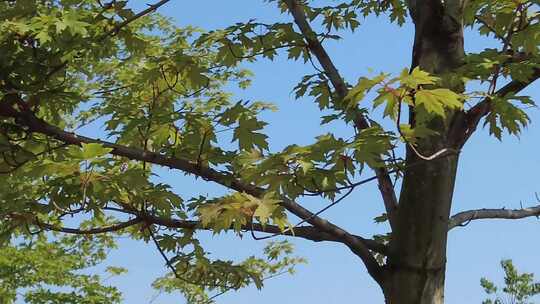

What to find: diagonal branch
left=449, top=68, right=540, bottom=148
left=102, top=0, right=172, bottom=39
left=136, top=212, right=387, bottom=254
left=0, top=105, right=385, bottom=280
left=448, top=205, right=540, bottom=230
left=282, top=0, right=398, bottom=231
left=474, top=16, right=512, bottom=46
left=282, top=0, right=348, bottom=97
left=277, top=196, right=384, bottom=281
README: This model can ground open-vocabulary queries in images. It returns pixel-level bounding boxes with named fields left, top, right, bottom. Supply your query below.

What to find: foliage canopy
left=1, top=0, right=540, bottom=303
left=482, top=260, right=540, bottom=304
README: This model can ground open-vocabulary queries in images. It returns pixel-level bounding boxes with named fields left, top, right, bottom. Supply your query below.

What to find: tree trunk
left=383, top=154, right=459, bottom=304
left=381, top=1, right=465, bottom=303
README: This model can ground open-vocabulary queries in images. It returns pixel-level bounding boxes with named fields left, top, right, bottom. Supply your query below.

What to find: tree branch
left=138, top=208, right=387, bottom=282
left=136, top=212, right=387, bottom=254
left=282, top=0, right=347, bottom=97
left=102, top=0, right=172, bottom=39
left=35, top=217, right=143, bottom=234
left=0, top=105, right=386, bottom=278
left=282, top=0, right=398, bottom=232
left=27, top=203, right=388, bottom=254
left=448, top=205, right=540, bottom=230
left=117, top=205, right=390, bottom=269
left=449, top=67, right=540, bottom=148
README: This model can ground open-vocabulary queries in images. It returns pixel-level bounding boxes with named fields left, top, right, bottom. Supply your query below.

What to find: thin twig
left=251, top=186, right=355, bottom=241
left=101, top=0, right=172, bottom=39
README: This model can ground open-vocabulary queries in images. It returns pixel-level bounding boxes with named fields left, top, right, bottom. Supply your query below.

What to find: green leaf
left=35, top=30, right=52, bottom=44
left=106, top=266, right=128, bottom=276
left=345, top=77, right=375, bottom=107
left=415, top=88, right=463, bottom=117
left=249, top=193, right=281, bottom=226
left=57, top=10, right=90, bottom=36
left=297, top=160, right=313, bottom=174
left=197, top=203, right=223, bottom=228
left=399, top=124, right=438, bottom=143
left=400, top=67, right=438, bottom=88
left=373, top=91, right=399, bottom=119
left=373, top=213, right=388, bottom=223
left=484, top=95, right=532, bottom=140
left=81, top=143, right=113, bottom=159
left=233, top=116, right=269, bottom=151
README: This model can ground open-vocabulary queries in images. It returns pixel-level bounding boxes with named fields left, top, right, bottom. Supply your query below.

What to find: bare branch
left=448, top=205, right=540, bottom=230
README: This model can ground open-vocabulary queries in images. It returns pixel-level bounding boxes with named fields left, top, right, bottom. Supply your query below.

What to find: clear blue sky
left=93, top=1, right=540, bottom=303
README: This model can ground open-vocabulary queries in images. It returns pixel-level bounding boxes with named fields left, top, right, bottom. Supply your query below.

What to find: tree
left=1, top=0, right=539, bottom=303
left=0, top=232, right=124, bottom=304
left=481, top=260, right=540, bottom=304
